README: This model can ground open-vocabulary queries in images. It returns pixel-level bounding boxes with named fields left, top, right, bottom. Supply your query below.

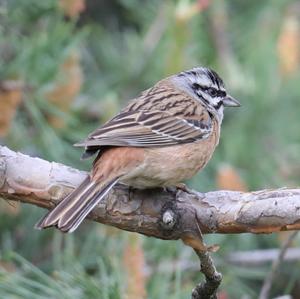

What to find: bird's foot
left=164, top=183, right=192, bottom=196
left=175, top=183, right=191, bottom=194
left=164, top=186, right=177, bottom=194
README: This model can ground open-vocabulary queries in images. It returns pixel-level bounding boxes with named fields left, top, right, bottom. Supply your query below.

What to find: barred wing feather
left=75, top=110, right=212, bottom=148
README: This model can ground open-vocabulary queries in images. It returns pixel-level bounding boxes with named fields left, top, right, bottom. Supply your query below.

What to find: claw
left=175, top=183, right=191, bottom=193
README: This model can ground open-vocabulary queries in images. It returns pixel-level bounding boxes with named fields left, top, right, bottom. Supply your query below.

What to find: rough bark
left=1, top=145, right=300, bottom=245
left=1, top=145, right=300, bottom=299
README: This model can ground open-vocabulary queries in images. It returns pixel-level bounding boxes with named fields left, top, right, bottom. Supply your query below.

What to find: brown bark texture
left=1, top=145, right=300, bottom=250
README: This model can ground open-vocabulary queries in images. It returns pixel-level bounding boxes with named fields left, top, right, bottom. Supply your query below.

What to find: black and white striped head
left=172, top=67, right=240, bottom=121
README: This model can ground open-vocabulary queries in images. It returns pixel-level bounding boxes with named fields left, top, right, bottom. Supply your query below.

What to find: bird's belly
left=121, top=138, right=218, bottom=189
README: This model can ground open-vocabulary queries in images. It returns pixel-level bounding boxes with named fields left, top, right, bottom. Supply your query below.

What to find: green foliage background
left=1, top=0, right=300, bottom=298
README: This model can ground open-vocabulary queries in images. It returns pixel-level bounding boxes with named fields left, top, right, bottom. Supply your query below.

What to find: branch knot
left=162, top=209, right=176, bottom=229
left=159, top=201, right=180, bottom=232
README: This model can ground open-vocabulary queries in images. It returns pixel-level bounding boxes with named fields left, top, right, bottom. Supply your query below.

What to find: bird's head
left=172, top=67, right=240, bottom=121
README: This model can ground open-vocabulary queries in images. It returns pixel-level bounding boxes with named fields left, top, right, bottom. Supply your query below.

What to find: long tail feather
left=35, top=176, right=118, bottom=233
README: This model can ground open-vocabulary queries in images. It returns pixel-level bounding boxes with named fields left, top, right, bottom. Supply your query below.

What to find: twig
left=191, top=250, right=222, bottom=299
left=144, top=247, right=300, bottom=276
left=258, top=231, right=298, bottom=299
left=227, top=248, right=300, bottom=266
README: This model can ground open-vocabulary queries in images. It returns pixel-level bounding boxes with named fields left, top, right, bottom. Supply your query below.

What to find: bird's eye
left=192, top=83, right=201, bottom=90
left=207, top=87, right=218, bottom=97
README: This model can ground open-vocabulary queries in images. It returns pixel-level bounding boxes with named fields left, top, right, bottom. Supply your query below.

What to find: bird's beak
left=223, top=95, right=241, bottom=107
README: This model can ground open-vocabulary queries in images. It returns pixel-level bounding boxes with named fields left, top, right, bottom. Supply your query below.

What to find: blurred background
left=0, top=0, right=300, bottom=298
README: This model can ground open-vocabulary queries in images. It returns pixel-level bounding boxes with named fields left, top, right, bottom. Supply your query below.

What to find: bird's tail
left=35, top=176, right=119, bottom=233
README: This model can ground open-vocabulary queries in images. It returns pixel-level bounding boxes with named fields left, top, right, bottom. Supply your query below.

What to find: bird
left=35, top=67, right=240, bottom=233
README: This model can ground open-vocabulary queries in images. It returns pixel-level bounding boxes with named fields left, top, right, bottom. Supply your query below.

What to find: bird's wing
left=75, top=109, right=212, bottom=148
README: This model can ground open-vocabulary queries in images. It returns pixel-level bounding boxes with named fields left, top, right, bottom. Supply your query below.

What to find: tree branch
left=1, top=145, right=300, bottom=298
left=1, top=146, right=300, bottom=239
left=191, top=250, right=222, bottom=299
